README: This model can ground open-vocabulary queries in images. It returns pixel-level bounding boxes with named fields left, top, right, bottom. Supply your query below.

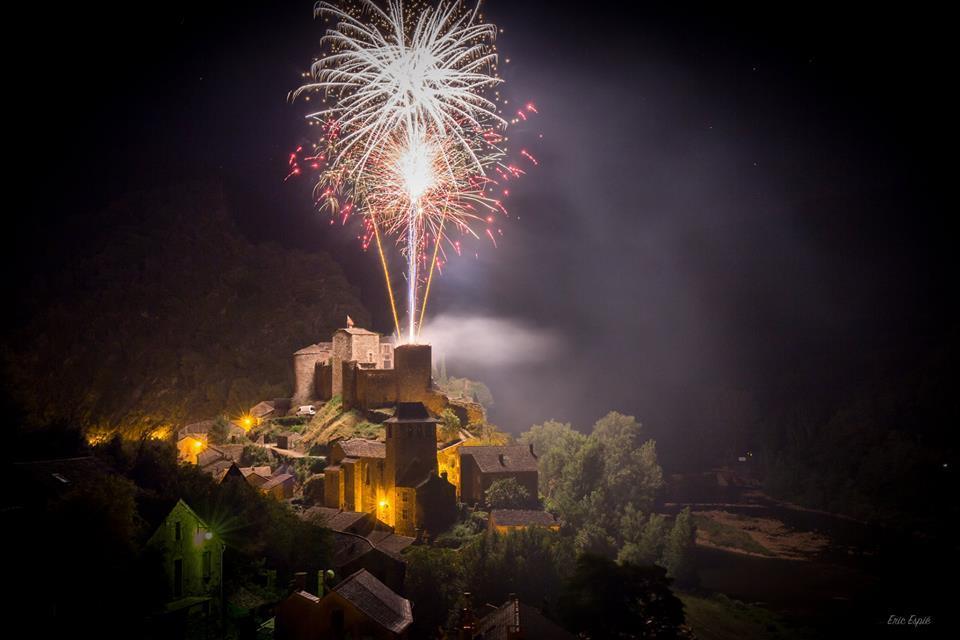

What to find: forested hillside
left=3, top=181, right=369, bottom=436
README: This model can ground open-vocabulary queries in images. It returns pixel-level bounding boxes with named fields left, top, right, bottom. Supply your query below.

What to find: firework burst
left=291, top=0, right=533, bottom=341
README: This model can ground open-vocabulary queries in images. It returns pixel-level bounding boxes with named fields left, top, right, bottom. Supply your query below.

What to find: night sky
left=10, top=1, right=953, bottom=465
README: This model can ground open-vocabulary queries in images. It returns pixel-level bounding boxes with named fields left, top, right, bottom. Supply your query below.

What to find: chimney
left=293, top=571, right=307, bottom=593
left=528, top=443, right=536, bottom=457
left=498, top=453, right=505, bottom=466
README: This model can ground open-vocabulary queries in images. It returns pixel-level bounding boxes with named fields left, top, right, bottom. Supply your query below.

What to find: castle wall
left=355, top=369, right=398, bottom=409
left=293, top=350, right=329, bottom=404
left=315, top=362, right=332, bottom=402
left=341, top=362, right=358, bottom=411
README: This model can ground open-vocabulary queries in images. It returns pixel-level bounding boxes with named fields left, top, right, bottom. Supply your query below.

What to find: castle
left=292, top=322, right=539, bottom=538
left=293, top=319, right=434, bottom=412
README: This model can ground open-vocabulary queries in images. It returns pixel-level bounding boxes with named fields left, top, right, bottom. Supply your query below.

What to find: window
left=383, top=358, right=392, bottom=368
left=401, top=507, right=409, bottom=520
left=203, top=551, right=212, bottom=581
left=365, top=466, right=370, bottom=485
left=174, top=521, right=182, bottom=541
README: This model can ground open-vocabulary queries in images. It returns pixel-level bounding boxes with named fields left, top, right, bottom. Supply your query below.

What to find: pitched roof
left=385, top=402, right=438, bottom=423
left=337, top=438, right=386, bottom=459
left=336, top=327, right=379, bottom=336
left=197, top=446, right=227, bottom=467
left=333, top=569, right=412, bottom=635
left=438, top=429, right=475, bottom=451
left=490, top=509, right=558, bottom=527
left=260, top=473, right=295, bottom=491
left=249, top=401, right=276, bottom=418
left=460, top=445, right=539, bottom=473
left=366, top=530, right=416, bottom=557
left=294, top=342, right=332, bottom=356
left=240, top=466, right=272, bottom=479
left=476, top=599, right=574, bottom=640
left=302, top=507, right=372, bottom=533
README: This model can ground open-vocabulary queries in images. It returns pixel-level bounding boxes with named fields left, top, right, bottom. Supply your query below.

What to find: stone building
left=275, top=569, right=413, bottom=640
left=459, top=445, right=540, bottom=506
left=145, top=499, right=224, bottom=609
left=323, top=402, right=456, bottom=537
left=292, top=319, right=395, bottom=404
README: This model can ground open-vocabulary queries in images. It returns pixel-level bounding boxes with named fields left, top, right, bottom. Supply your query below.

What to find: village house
left=239, top=465, right=273, bottom=488
left=460, top=595, right=575, bottom=640
left=458, top=445, right=539, bottom=506
left=437, top=429, right=474, bottom=499
left=323, top=402, right=457, bottom=537
left=301, top=506, right=415, bottom=592
left=261, top=472, right=297, bottom=500
left=275, top=569, right=413, bottom=640
left=144, top=499, right=224, bottom=619
left=249, top=400, right=277, bottom=425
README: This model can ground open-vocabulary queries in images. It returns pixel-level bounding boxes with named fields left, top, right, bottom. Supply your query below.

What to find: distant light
left=378, top=500, right=389, bottom=509
left=204, top=531, right=214, bottom=540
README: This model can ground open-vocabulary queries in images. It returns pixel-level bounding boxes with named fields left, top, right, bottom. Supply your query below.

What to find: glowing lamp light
left=204, top=531, right=214, bottom=541
left=378, top=500, right=389, bottom=509
left=241, top=415, right=253, bottom=430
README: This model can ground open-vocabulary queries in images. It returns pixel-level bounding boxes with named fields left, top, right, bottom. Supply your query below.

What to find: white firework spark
left=292, top=0, right=510, bottom=341
left=293, top=0, right=505, bottom=179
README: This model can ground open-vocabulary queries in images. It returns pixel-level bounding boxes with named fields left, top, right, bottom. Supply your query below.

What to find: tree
left=472, top=422, right=511, bottom=446
left=618, top=513, right=671, bottom=566
left=518, top=420, right=586, bottom=500
left=662, top=508, right=698, bottom=586
left=404, top=547, right=464, bottom=638
left=240, top=444, right=273, bottom=467
left=439, top=408, right=462, bottom=442
left=546, top=412, right=664, bottom=550
left=459, top=529, right=575, bottom=618
left=209, top=415, right=230, bottom=445
left=484, top=477, right=532, bottom=509
left=559, top=554, right=688, bottom=639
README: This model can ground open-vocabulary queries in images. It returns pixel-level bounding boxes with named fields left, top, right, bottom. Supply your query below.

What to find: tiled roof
left=260, top=473, right=295, bottom=491
left=366, top=530, right=416, bottom=557
left=333, top=569, right=412, bottom=635
left=490, top=509, right=558, bottom=527
left=460, top=445, right=538, bottom=473
left=336, top=327, right=379, bottom=336
left=249, top=401, right=275, bottom=418
left=294, top=342, right=332, bottom=355
left=337, top=438, right=386, bottom=459
left=302, top=507, right=372, bottom=533
left=476, top=599, right=574, bottom=640
left=240, top=466, right=272, bottom=479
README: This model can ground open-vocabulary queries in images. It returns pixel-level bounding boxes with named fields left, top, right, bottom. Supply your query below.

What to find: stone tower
left=384, top=402, right=441, bottom=534
left=394, top=344, right=432, bottom=403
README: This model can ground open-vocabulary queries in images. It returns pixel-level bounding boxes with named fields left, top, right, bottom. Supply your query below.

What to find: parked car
left=296, top=405, right=317, bottom=416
